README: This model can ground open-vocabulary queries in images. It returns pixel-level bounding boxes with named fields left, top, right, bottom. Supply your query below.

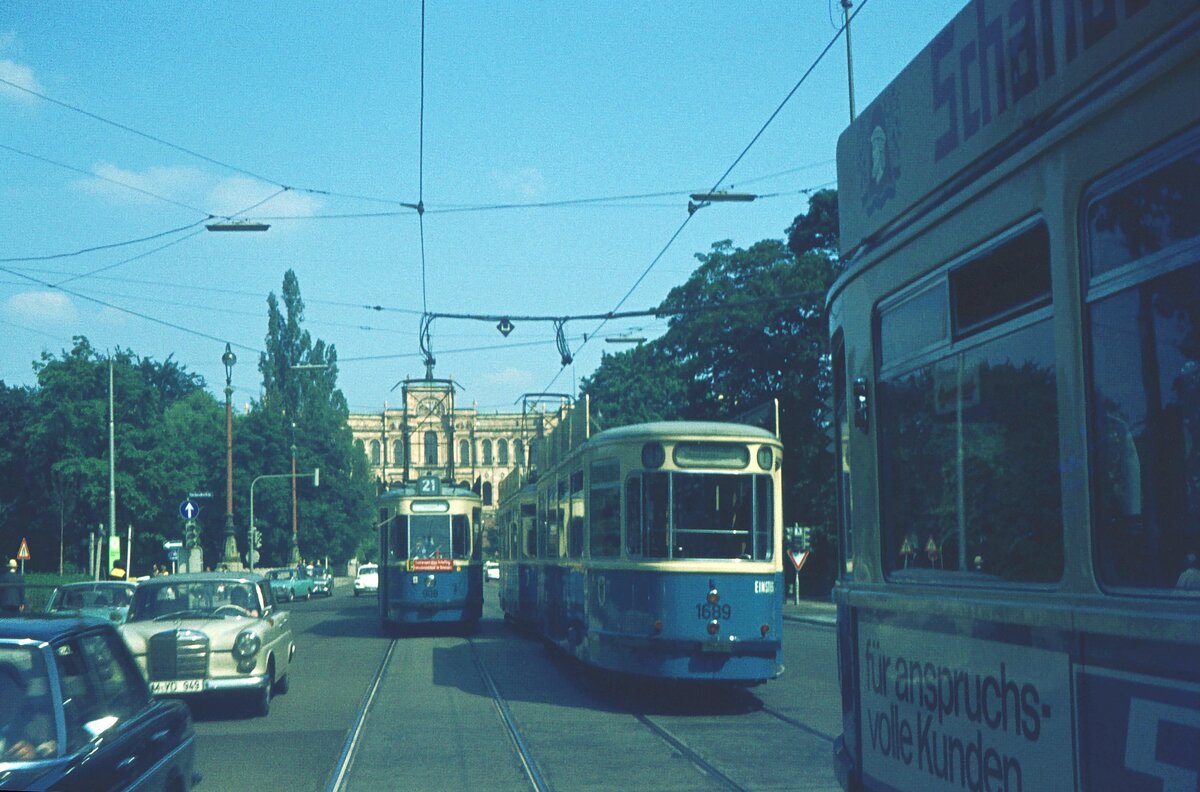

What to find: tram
left=828, top=2, right=1200, bottom=790
left=377, top=476, right=483, bottom=630
left=497, top=397, right=785, bottom=683
left=497, top=466, right=539, bottom=626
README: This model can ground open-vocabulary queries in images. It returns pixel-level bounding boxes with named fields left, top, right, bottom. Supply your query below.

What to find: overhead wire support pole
left=842, top=0, right=857, bottom=122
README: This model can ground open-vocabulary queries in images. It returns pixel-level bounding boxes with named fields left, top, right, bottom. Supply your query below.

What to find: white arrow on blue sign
left=179, top=500, right=201, bottom=520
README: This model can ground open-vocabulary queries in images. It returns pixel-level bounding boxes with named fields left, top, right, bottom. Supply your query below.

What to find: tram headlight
left=641, top=442, right=665, bottom=469
left=707, top=588, right=720, bottom=604
left=426, top=574, right=436, bottom=588
left=756, top=447, right=773, bottom=470
left=707, top=619, right=720, bottom=635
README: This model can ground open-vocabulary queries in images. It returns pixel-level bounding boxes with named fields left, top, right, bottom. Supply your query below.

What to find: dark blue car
left=0, top=617, right=198, bottom=791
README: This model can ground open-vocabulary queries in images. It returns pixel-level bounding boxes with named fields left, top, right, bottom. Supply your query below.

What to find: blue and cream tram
left=377, top=475, right=484, bottom=630
left=829, top=2, right=1200, bottom=790
left=498, top=399, right=785, bottom=683
left=497, top=466, right=539, bottom=627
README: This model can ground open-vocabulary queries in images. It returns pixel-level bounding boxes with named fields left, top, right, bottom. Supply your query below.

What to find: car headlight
left=233, top=630, right=261, bottom=660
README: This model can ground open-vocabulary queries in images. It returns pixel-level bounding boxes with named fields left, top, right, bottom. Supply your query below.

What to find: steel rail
left=324, top=638, right=397, bottom=792
left=468, top=638, right=553, bottom=792
left=634, top=713, right=751, bottom=792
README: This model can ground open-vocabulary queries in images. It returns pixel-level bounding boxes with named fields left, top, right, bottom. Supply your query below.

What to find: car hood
left=120, top=616, right=266, bottom=653
left=0, top=758, right=64, bottom=790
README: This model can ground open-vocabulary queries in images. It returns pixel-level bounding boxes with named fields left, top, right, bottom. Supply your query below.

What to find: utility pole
left=108, top=357, right=117, bottom=574
left=842, top=0, right=857, bottom=122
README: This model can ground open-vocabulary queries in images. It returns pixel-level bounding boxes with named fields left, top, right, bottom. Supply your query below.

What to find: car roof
left=56, top=581, right=136, bottom=590
left=135, top=571, right=266, bottom=586
left=0, top=616, right=111, bottom=643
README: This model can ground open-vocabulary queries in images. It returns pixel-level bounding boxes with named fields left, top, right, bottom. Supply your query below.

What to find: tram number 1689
left=696, top=603, right=732, bottom=620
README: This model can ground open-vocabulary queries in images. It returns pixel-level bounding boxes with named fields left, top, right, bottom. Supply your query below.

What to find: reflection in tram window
left=880, top=305, right=1062, bottom=582
left=1088, top=143, right=1200, bottom=590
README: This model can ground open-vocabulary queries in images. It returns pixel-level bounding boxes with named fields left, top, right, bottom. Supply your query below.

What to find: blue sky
left=0, top=2, right=964, bottom=413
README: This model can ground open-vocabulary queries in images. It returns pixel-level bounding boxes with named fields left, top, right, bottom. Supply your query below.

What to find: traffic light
left=184, top=520, right=199, bottom=548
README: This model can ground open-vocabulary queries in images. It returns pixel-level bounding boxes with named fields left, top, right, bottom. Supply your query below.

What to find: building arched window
left=529, top=438, right=539, bottom=467
left=513, top=439, right=524, bottom=466
left=482, top=481, right=493, bottom=506
left=459, top=439, right=470, bottom=465
left=355, top=439, right=366, bottom=458
left=369, top=440, right=381, bottom=465
left=393, top=440, right=404, bottom=466
left=498, top=439, right=509, bottom=466
left=424, top=431, right=438, bottom=465
left=482, top=439, right=493, bottom=465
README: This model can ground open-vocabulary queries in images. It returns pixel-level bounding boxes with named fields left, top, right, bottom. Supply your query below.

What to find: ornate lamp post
left=221, top=343, right=241, bottom=568
left=290, top=420, right=300, bottom=564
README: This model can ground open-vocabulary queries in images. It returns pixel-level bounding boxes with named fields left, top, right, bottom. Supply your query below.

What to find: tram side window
left=567, top=470, right=584, bottom=558
left=452, top=514, right=469, bottom=559
left=522, top=503, right=536, bottom=558
left=642, top=473, right=670, bottom=558
left=590, top=460, right=621, bottom=557
left=878, top=222, right=1062, bottom=583
left=389, top=515, right=408, bottom=561
left=625, top=477, right=642, bottom=556
left=1087, top=138, right=1200, bottom=593
left=833, top=335, right=853, bottom=579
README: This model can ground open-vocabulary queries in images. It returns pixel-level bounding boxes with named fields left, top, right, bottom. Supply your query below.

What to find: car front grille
left=148, top=629, right=209, bottom=680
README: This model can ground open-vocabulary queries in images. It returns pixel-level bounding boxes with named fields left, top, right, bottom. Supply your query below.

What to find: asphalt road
left=188, top=581, right=842, bottom=792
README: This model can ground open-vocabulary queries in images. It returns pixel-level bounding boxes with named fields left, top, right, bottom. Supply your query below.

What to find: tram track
left=633, top=713, right=752, bottom=792
left=760, top=704, right=836, bottom=744
left=324, top=637, right=398, bottom=792
left=468, top=637, right=555, bottom=792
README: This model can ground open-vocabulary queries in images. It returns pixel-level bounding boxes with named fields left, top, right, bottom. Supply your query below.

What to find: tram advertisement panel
left=858, top=620, right=1072, bottom=792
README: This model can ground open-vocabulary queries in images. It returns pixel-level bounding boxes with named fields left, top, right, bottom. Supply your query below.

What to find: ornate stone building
left=347, top=378, right=561, bottom=530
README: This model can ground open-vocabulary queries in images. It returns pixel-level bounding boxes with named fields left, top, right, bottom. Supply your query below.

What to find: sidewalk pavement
left=782, top=596, right=836, bottom=626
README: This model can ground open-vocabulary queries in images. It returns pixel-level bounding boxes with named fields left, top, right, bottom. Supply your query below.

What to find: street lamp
left=687, top=191, right=757, bottom=215
left=221, top=343, right=241, bottom=568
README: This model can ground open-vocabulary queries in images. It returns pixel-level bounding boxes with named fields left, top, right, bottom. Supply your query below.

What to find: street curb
left=783, top=612, right=836, bottom=627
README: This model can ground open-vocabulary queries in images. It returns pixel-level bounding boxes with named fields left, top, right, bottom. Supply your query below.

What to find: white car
left=354, top=563, right=378, bottom=596
left=484, top=560, right=500, bottom=581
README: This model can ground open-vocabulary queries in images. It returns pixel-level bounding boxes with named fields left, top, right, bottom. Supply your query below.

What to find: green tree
left=249, top=270, right=374, bottom=567
left=580, top=343, right=690, bottom=430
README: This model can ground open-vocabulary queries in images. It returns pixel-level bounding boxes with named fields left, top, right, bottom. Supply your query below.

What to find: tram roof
left=590, top=421, right=778, bottom=445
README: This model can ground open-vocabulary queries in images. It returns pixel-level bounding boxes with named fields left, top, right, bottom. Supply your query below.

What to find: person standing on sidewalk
left=0, top=559, right=25, bottom=616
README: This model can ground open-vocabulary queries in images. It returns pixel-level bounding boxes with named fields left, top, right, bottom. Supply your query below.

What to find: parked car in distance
left=266, top=568, right=313, bottom=602
left=353, top=564, right=378, bottom=597
left=43, top=581, right=136, bottom=623
left=0, top=617, right=198, bottom=791
left=308, top=565, right=334, bottom=597
left=119, top=573, right=294, bottom=717
left=484, top=560, right=500, bottom=581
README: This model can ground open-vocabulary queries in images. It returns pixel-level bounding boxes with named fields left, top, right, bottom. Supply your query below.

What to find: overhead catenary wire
left=535, top=1, right=868, bottom=394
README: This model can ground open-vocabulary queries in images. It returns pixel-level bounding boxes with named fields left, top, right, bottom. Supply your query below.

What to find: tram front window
left=407, top=515, right=458, bottom=560
left=628, top=472, right=772, bottom=560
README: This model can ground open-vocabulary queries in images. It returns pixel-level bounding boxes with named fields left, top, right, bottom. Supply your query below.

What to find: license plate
left=150, top=679, right=204, bottom=694
left=701, top=640, right=734, bottom=654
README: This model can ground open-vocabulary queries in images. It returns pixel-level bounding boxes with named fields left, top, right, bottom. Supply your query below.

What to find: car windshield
left=128, top=580, right=259, bottom=621
left=0, top=645, right=57, bottom=762
left=359, top=565, right=377, bottom=575
left=49, top=583, right=134, bottom=611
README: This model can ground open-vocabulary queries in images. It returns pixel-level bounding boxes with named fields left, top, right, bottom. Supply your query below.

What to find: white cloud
left=74, top=163, right=212, bottom=206
left=491, top=167, right=547, bottom=200
left=4, top=291, right=77, bottom=324
left=208, top=176, right=320, bottom=218
left=0, top=59, right=41, bottom=102
left=479, top=366, right=535, bottom=390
